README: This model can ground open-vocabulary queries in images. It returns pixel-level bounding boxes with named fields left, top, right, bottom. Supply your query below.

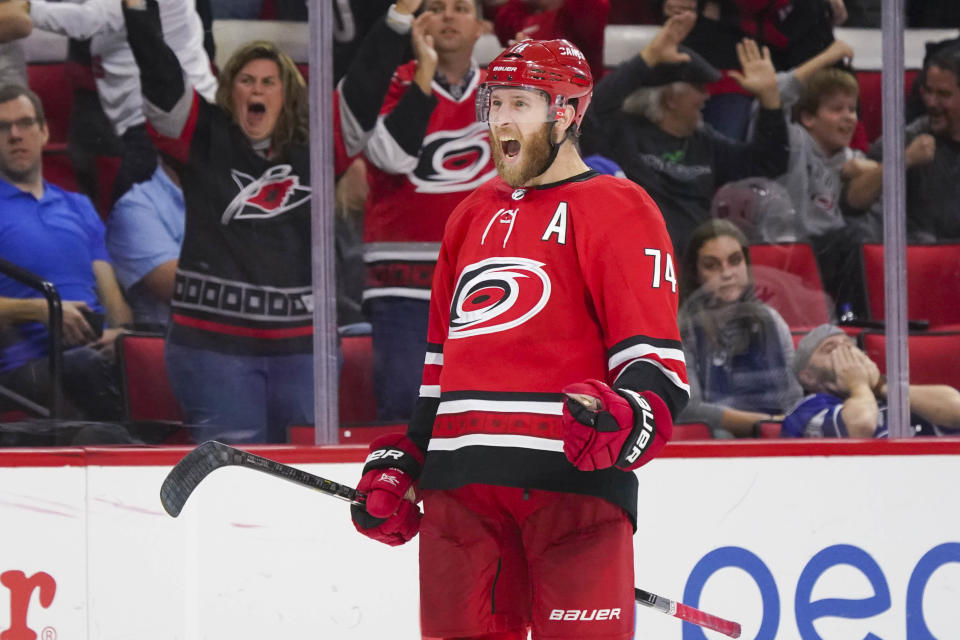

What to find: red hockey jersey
left=408, top=171, right=689, bottom=527
left=363, top=61, right=498, bottom=302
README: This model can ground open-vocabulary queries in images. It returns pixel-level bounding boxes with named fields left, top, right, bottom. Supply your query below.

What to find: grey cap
left=644, top=46, right=723, bottom=87
left=793, top=324, right=847, bottom=377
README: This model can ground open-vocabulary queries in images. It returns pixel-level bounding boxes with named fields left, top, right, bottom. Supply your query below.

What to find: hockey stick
left=160, top=441, right=741, bottom=637
left=159, top=440, right=365, bottom=517
left=635, top=587, right=741, bottom=638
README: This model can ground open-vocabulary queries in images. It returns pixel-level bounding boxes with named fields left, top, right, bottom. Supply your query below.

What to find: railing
left=0, top=257, right=64, bottom=418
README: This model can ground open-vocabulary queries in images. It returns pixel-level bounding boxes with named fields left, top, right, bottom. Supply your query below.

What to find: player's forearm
left=908, top=385, right=960, bottom=429
left=0, top=1, right=31, bottom=43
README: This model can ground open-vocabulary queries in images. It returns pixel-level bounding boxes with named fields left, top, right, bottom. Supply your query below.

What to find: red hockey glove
left=561, top=379, right=673, bottom=472
left=350, top=433, right=425, bottom=546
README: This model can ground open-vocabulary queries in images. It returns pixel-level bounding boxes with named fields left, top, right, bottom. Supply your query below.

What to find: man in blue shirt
left=106, top=160, right=184, bottom=328
left=784, top=324, right=960, bottom=438
left=0, top=85, right=131, bottom=419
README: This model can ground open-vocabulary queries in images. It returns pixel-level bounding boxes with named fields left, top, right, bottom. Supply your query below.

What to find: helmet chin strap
left=532, top=121, right=568, bottom=179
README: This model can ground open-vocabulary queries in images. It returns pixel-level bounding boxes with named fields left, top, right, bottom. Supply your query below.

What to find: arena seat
left=339, top=333, right=377, bottom=424
left=41, top=144, right=79, bottom=193
left=672, top=422, right=712, bottom=441
left=116, top=332, right=184, bottom=422
left=860, top=330, right=960, bottom=391
left=26, top=62, right=72, bottom=145
left=749, top=242, right=832, bottom=331
left=753, top=420, right=783, bottom=438
left=862, top=243, right=960, bottom=330
left=856, top=70, right=920, bottom=144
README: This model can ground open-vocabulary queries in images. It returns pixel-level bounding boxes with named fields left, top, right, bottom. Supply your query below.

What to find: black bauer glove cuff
left=613, top=388, right=659, bottom=470
left=361, top=437, right=424, bottom=480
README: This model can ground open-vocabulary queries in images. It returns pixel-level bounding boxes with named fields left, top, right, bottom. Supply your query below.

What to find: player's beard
left=491, top=123, right=555, bottom=188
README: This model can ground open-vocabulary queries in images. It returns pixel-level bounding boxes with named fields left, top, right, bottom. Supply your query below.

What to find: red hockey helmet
left=477, top=39, right=593, bottom=128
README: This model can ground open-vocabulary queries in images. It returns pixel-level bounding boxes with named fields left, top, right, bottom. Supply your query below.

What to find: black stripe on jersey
left=608, top=334, right=684, bottom=356
left=439, top=390, right=564, bottom=403
left=384, top=83, right=438, bottom=157
left=339, top=16, right=411, bottom=132
left=124, top=0, right=186, bottom=112
left=533, top=170, right=599, bottom=190
left=421, top=446, right=639, bottom=530
left=426, top=342, right=443, bottom=355
left=407, top=395, right=441, bottom=454
left=617, top=359, right=689, bottom=420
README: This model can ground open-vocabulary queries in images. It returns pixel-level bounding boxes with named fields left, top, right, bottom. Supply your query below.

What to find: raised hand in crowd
left=729, top=38, right=781, bottom=109
left=640, top=10, right=695, bottom=68
left=828, top=0, right=848, bottom=26
left=905, top=132, right=936, bottom=168
left=411, top=5, right=438, bottom=93
left=662, top=0, right=696, bottom=19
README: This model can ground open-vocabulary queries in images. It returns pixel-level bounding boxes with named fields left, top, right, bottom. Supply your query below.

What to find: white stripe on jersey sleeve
left=614, top=357, right=691, bottom=395
left=419, top=385, right=441, bottom=398
left=364, top=116, right=419, bottom=175
left=609, top=342, right=686, bottom=370
left=424, top=352, right=443, bottom=366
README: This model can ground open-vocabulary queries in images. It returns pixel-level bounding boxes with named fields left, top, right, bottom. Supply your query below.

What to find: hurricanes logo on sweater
left=410, top=123, right=497, bottom=194
left=448, top=257, right=550, bottom=338
left=221, top=165, right=312, bottom=224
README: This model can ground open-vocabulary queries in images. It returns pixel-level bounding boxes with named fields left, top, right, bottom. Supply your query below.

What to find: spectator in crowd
left=678, top=220, right=801, bottom=437
left=785, top=324, right=960, bottom=438
left=487, top=0, right=610, bottom=79
left=581, top=11, right=788, bottom=258
left=0, top=0, right=217, bottom=205
left=123, top=0, right=313, bottom=443
left=764, top=40, right=877, bottom=316
left=0, top=85, right=130, bottom=420
left=105, top=160, right=184, bottom=329
left=869, top=45, right=960, bottom=243
left=339, top=0, right=496, bottom=420
left=665, top=0, right=845, bottom=139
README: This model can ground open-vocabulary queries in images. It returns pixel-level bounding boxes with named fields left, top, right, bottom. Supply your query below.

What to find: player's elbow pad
left=614, top=389, right=673, bottom=471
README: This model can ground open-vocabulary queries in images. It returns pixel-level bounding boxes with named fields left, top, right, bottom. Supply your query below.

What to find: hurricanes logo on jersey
left=221, top=165, right=312, bottom=224
left=410, top=122, right=497, bottom=194
left=448, top=257, right=550, bottom=338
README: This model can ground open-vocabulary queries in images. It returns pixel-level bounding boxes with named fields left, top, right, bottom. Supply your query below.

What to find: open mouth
left=501, top=138, right=521, bottom=159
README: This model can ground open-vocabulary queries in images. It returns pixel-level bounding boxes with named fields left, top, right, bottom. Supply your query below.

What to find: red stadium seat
left=856, top=70, right=920, bottom=144
left=339, top=334, right=377, bottom=424
left=860, top=330, right=960, bottom=389
left=862, top=243, right=960, bottom=330
left=27, top=63, right=73, bottom=145
left=41, top=144, right=79, bottom=193
left=116, top=332, right=184, bottom=422
left=672, top=422, right=712, bottom=441
left=749, top=243, right=832, bottom=331
left=753, top=420, right=783, bottom=438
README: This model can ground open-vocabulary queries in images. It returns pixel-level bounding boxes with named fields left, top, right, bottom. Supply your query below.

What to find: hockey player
left=351, top=39, right=689, bottom=639
left=338, top=0, right=497, bottom=421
